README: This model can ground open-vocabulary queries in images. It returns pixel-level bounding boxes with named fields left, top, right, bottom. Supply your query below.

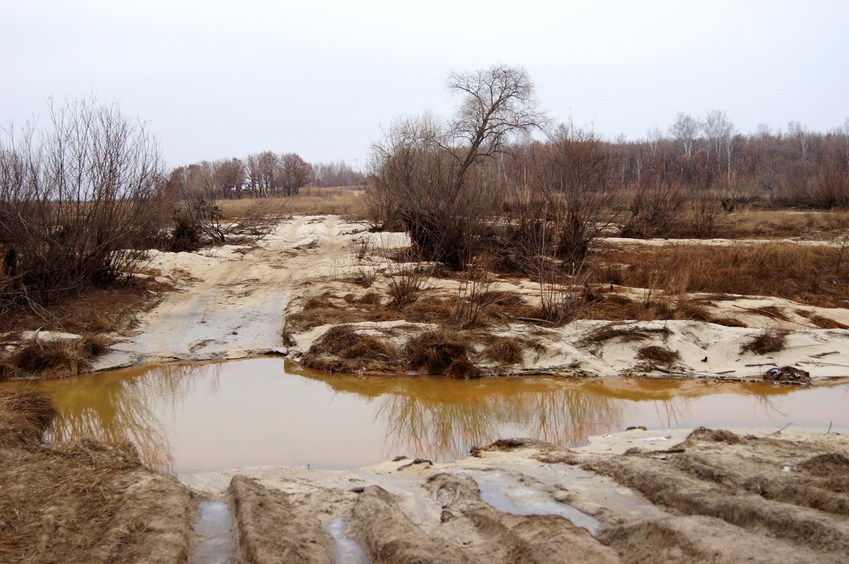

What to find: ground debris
left=763, top=365, right=812, bottom=385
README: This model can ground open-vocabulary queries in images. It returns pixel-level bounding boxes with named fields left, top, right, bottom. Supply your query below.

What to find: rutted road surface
left=95, top=215, right=358, bottom=369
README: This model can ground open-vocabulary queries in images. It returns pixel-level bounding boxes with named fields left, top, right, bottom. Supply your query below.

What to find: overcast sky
left=3, top=0, right=847, bottom=169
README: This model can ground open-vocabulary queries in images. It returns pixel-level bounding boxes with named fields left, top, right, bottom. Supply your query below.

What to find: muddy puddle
left=4, top=358, right=848, bottom=473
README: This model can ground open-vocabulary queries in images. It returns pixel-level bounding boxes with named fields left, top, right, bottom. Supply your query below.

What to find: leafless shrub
left=387, top=262, right=431, bottom=309
left=451, top=261, right=497, bottom=327
left=620, top=180, right=686, bottom=238
left=687, top=192, right=723, bottom=238
left=0, top=98, right=166, bottom=307
left=352, top=267, right=377, bottom=288
left=353, top=237, right=373, bottom=261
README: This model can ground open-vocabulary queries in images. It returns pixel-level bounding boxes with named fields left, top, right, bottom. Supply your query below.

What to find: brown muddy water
left=4, top=358, right=849, bottom=473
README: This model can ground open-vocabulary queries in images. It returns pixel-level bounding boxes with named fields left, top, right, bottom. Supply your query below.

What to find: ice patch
left=328, top=517, right=369, bottom=564
left=190, top=500, right=238, bottom=564
left=459, top=470, right=601, bottom=535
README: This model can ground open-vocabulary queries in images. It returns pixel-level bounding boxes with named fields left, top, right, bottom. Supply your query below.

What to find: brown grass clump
left=309, top=326, right=395, bottom=361
left=481, top=337, right=524, bottom=366
left=304, top=325, right=398, bottom=373
left=710, top=317, right=748, bottom=328
left=406, top=330, right=475, bottom=375
left=636, top=346, right=681, bottom=367
left=795, top=310, right=849, bottom=329
left=443, top=357, right=482, bottom=379
left=287, top=292, right=397, bottom=331
left=580, top=324, right=671, bottom=347
left=8, top=333, right=109, bottom=377
left=0, top=390, right=56, bottom=447
left=740, top=329, right=788, bottom=355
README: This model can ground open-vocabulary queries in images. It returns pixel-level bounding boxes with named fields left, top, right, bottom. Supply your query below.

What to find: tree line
left=164, top=153, right=365, bottom=202
left=367, top=65, right=849, bottom=281
left=1, top=70, right=847, bottom=313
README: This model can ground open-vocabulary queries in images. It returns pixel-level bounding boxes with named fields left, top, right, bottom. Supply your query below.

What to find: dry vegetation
left=216, top=186, right=367, bottom=220
left=592, top=242, right=849, bottom=309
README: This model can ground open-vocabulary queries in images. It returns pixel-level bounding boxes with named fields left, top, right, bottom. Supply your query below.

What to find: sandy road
left=94, top=215, right=360, bottom=369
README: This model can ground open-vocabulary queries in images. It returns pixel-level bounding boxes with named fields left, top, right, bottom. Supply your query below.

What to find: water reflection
left=2, top=359, right=846, bottom=473
left=8, top=363, right=219, bottom=471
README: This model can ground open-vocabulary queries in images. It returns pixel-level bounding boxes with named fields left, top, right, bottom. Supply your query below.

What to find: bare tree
left=669, top=112, right=701, bottom=156
left=279, top=152, right=313, bottom=196
left=446, top=65, right=546, bottom=192
left=214, top=158, right=245, bottom=198
left=704, top=110, right=735, bottom=186
left=369, top=65, right=545, bottom=270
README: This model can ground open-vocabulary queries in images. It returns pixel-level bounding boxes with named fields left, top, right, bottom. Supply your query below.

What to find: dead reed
left=593, top=243, right=848, bottom=308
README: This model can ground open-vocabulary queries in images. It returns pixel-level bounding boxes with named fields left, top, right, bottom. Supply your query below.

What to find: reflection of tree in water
left=290, top=363, right=626, bottom=460
left=31, top=363, right=221, bottom=472
left=376, top=382, right=625, bottom=461
left=293, top=362, right=813, bottom=462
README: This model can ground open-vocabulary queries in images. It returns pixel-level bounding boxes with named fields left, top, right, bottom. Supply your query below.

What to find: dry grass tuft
left=481, top=337, right=524, bottom=366
left=217, top=187, right=367, bottom=219
left=581, top=324, right=671, bottom=346
left=304, top=325, right=398, bottom=373
left=740, top=329, right=788, bottom=355
left=0, top=390, right=56, bottom=447
left=444, top=358, right=482, bottom=379
left=406, top=330, right=475, bottom=375
left=796, top=311, right=849, bottom=329
left=710, top=317, right=748, bottom=328
left=8, top=333, right=109, bottom=377
left=636, top=345, right=681, bottom=367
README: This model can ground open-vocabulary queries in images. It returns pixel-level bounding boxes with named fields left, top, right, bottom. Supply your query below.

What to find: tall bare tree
left=704, top=110, right=735, bottom=186
left=446, top=65, right=546, bottom=193
left=369, top=65, right=545, bottom=269
left=669, top=112, right=701, bottom=156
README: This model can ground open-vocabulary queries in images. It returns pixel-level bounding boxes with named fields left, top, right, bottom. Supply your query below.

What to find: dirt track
left=5, top=422, right=847, bottom=563
left=95, top=215, right=358, bottom=368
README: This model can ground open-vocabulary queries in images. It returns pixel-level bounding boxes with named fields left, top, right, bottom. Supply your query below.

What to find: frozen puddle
left=190, top=500, right=238, bottom=564
left=459, top=470, right=601, bottom=535
left=328, top=517, right=369, bottom=564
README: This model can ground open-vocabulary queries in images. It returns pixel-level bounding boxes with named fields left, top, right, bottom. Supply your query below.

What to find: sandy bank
left=80, top=215, right=849, bottom=385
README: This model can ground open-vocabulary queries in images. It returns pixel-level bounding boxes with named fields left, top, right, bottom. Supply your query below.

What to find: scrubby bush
left=0, top=98, right=166, bottom=307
